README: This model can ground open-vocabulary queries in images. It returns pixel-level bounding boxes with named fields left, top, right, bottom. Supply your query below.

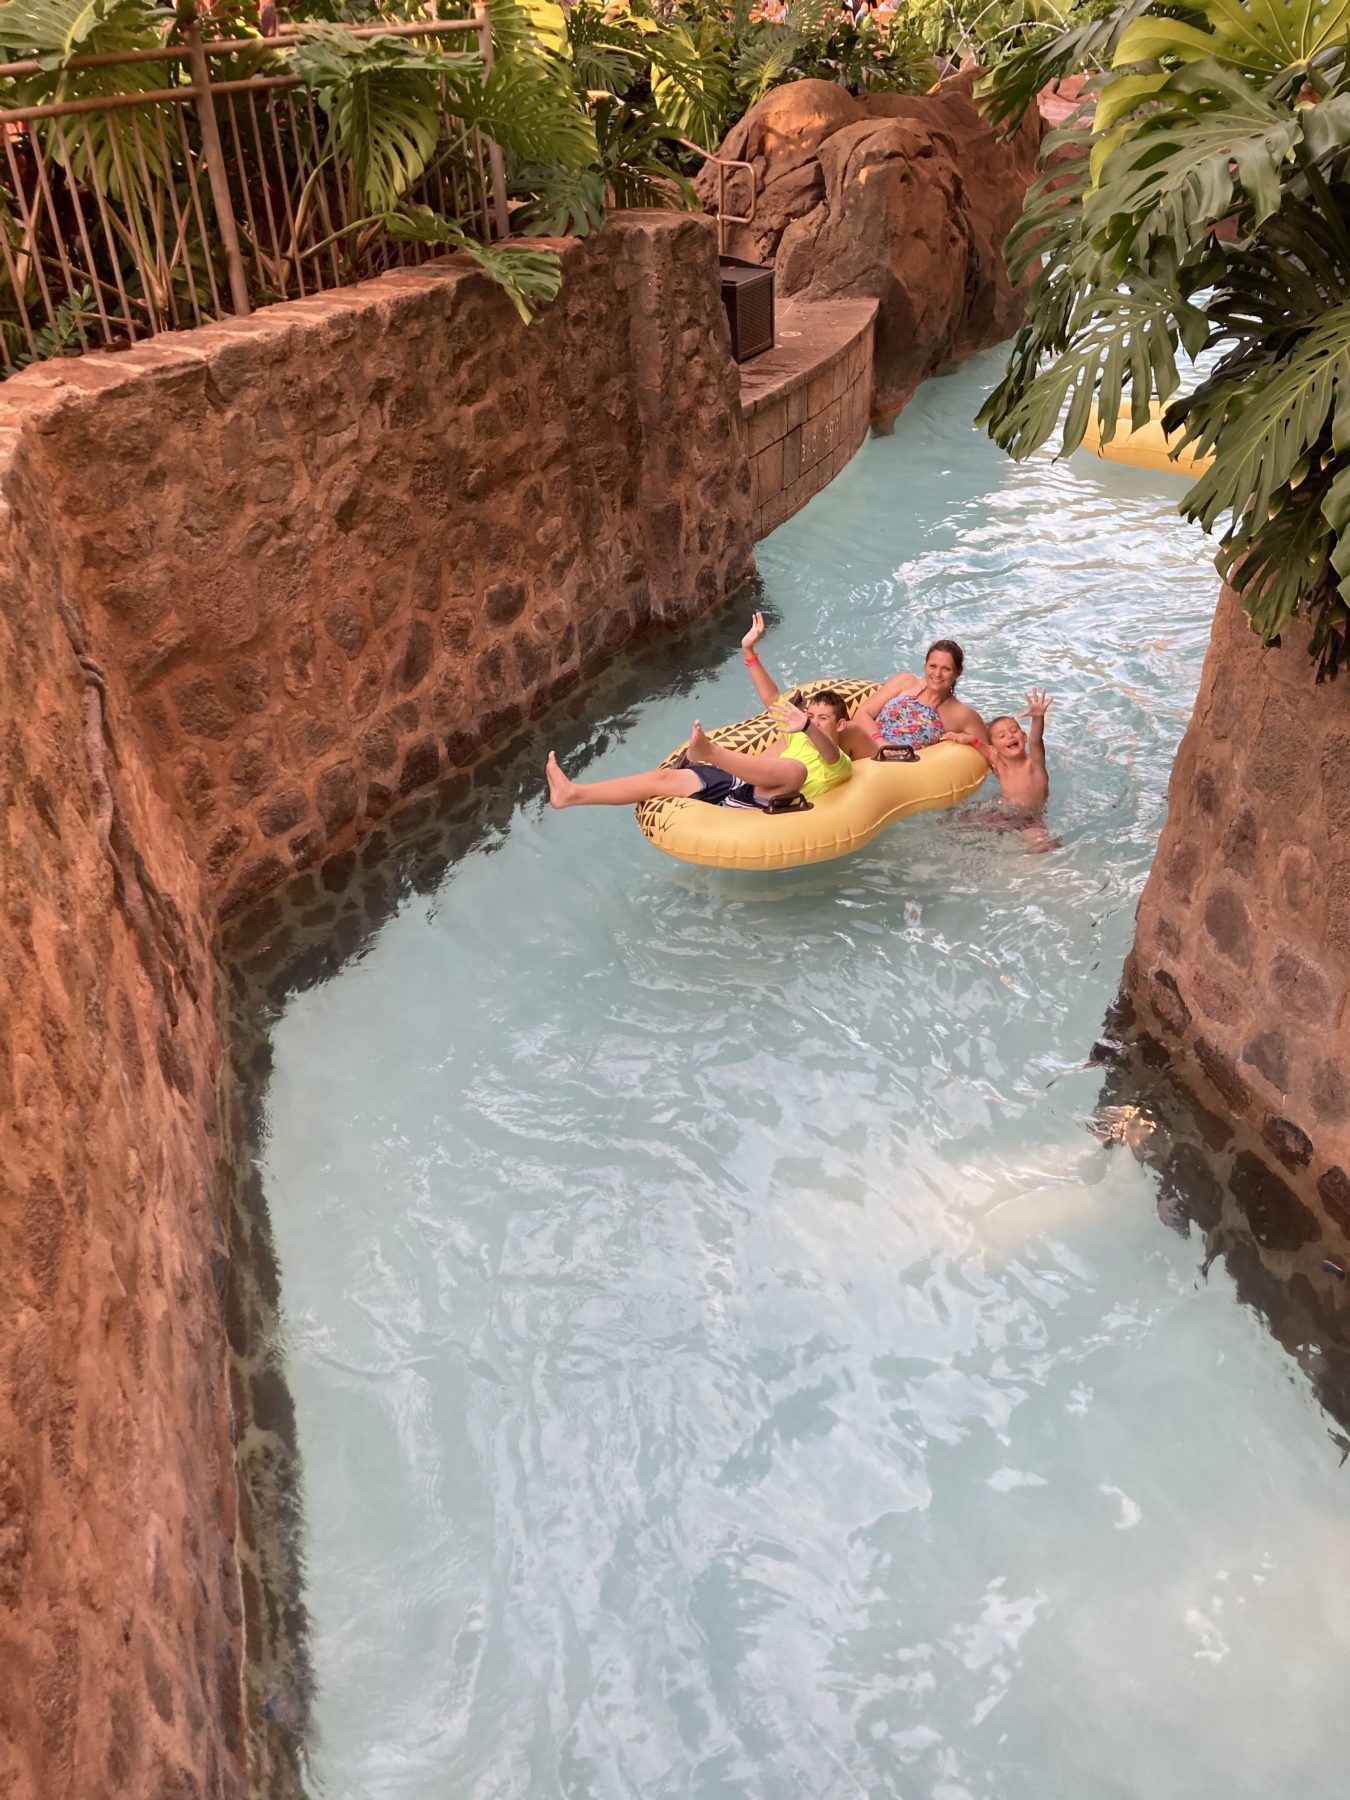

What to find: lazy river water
left=245, top=352, right=1350, bottom=1799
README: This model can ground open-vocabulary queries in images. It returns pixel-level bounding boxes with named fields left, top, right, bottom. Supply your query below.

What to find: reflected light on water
left=238, top=351, right=1350, bottom=1800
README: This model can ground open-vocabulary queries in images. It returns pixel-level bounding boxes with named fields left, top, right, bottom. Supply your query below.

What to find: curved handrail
left=678, top=139, right=756, bottom=255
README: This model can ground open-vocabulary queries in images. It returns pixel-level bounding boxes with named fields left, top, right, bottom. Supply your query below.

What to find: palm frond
left=733, top=28, right=802, bottom=106
left=592, top=94, right=695, bottom=208
left=977, top=0, right=1154, bottom=131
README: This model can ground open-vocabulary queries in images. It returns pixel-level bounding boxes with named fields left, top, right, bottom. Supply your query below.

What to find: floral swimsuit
left=875, top=690, right=946, bottom=748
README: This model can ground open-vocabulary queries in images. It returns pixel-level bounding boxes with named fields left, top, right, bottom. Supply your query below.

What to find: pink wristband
left=744, top=654, right=761, bottom=665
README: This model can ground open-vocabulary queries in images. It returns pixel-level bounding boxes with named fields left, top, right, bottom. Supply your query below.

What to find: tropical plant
left=931, top=0, right=1116, bottom=88
left=0, top=0, right=605, bottom=357
left=672, top=0, right=938, bottom=120
left=264, top=1, right=603, bottom=312
left=0, top=282, right=96, bottom=365
left=977, top=0, right=1350, bottom=676
left=0, top=0, right=176, bottom=200
left=453, top=0, right=725, bottom=239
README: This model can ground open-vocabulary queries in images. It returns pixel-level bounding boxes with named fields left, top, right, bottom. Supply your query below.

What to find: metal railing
left=0, top=5, right=508, bottom=371
left=681, top=139, right=756, bottom=255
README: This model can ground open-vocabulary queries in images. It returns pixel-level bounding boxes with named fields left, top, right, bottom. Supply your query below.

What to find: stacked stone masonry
left=740, top=297, right=876, bottom=539
left=0, top=215, right=753, bottom=1800
left=6, top=216, right=754, bottom=923
left=1129, top=584, right=1350, bottom=1225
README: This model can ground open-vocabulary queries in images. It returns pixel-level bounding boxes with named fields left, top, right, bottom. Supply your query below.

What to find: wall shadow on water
left=1092, top=994, right=1350, bottom=1452
left=218, top=585, right=1350, bottom=1790
left=215, top=591, right=772, bottom=1793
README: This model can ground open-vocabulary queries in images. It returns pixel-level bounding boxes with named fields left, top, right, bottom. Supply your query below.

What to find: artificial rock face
left=1129, top=583, right=1350, bottom=1198
left=0, top=214, right=754, bottom=1800
left=706, top=72, right=1042, bottom=424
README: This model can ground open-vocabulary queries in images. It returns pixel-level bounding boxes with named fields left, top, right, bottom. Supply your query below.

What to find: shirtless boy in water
left=945, top=689, right=1055, bottom=845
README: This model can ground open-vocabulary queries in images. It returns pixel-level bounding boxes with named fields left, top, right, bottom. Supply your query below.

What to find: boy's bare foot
left=687, top=719, right=715, bottom=763
left=545, top=751, right=577, bottom=809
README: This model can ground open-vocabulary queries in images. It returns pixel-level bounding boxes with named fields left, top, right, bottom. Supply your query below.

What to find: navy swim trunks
left=684, top=762, right=762, bottom=808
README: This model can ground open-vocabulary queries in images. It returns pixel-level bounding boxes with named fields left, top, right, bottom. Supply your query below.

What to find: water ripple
left=259, top=351, right=1350, bottom=1800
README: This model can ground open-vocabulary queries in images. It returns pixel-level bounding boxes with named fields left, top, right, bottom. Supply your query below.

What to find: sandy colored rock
left=862, top=79, right=1043, bottom=360
left=707, top=71, right=1042, bottom=423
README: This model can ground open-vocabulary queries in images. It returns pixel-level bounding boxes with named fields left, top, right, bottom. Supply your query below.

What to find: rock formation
left=1128, top=584, right=1350, bottom=1215
left=706, top=72, right=1043, bottom=425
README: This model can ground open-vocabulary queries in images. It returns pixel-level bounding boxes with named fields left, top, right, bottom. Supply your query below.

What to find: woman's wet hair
left=925, top=638, right=965, bottom=681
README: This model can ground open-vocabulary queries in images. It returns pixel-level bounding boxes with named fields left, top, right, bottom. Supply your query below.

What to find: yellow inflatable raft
left=1080, top=401, right=1213, bottom=479
left=634, top=678, right=989, bottom=871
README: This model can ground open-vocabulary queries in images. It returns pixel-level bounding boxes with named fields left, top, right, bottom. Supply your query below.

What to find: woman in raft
left=808, top=629, right=988, bottom=760
left=738, top=615, right=985, bottom=760
left=546, top=622, right=852, bottom=813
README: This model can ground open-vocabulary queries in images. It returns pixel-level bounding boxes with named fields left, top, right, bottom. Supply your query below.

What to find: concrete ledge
left=738, top=297, right=877, bottom=539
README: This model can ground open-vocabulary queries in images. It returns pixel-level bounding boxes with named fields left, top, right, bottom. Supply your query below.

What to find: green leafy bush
left=978, top=0, right=1350, bottom=675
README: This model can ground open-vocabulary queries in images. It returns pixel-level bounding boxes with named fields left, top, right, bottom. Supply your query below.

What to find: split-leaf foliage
left=1, top=0, right=976, bottom=357
left=977, top=0, right=1350, bottom=675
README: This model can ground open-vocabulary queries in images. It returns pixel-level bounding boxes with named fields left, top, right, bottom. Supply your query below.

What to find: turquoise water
left=251, top=352, right=1350, bottom=1799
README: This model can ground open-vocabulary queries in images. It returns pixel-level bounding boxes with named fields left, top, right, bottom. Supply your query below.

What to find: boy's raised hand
left=741, top=612, right=766, bottom=655
left=772, top=694, right=808, bottom=733
left=1020, top=688, right=1054, bottom=721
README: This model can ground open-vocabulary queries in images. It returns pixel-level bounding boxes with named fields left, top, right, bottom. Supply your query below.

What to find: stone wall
left=0, top=214, right=753, bottom=1800
left=1128, top=584, right=1350, bottom=1218
left=0, top=432, right=242, bottom=1797
left=1095, top=1009, right=1350, bottom=1422
left=9, top=214, right=754, bottom=921
left=740, top=297, right=876, bottom=538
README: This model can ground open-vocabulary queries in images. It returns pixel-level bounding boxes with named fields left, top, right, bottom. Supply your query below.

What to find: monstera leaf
left=447, top=47, right=596, bottom=169
left=1112, top=0, right=1350, bottom=79
left=637, top=15, right=731, bottom=147
left=980, top=0, right=1350, bottom=669
left=512, top=163, right=609, bottom=236
left=1085, top=62, right=1303, bottom=258
left=978, top=277, right=1205, bottom=458
left=291, top=27, right=445, bottom=211
left=0, top=0, right=174, bottom=199
left=1183, top=300, right=1350, bottom=530
left=0, top=0, right=165, bottom=62
left=386, top=205, right=561, bottom=321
